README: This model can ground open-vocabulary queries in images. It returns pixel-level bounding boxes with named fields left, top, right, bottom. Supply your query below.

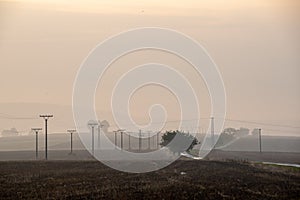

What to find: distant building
left=1, top=128, right=19, bottom=137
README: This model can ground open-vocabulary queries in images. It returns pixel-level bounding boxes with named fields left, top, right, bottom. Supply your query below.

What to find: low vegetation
left=0, top=159, right=299, bottom=199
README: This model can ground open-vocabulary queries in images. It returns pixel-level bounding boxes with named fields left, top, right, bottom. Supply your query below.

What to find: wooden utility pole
left=121, top=131, right=123, bottom=149
left=157, top=131, right=160, bottom=149
left=128, top=132, right=131, bottom=150
left=31, top=128, right=42, bottom=159
left=117, top=129, right=125, bottom=150
left=148, top=131, right=151, bottom=150
left=114, top=131, right=118, bottom=149
left=259, top=128, right=262, bottom=153
left=67, top=129, right=76, bottom=154
left=211, top=117, right=215, bottom=148
left=97, top=122, right=104, bottom=149
left=139, top=129, right=142, bottom=151
left=88, top=121, right=98, bottom=156
left=40, top=115, right=53, bottom=160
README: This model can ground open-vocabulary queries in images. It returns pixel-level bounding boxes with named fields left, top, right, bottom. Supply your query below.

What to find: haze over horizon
left=0, top=0, right=299, bottom=136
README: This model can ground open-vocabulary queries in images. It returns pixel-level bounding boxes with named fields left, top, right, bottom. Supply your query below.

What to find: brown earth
left=0, top=159, right=299, bottom=199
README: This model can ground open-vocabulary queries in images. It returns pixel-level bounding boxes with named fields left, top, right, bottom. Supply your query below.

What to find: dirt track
left=0, top=160, right=299, bottom=199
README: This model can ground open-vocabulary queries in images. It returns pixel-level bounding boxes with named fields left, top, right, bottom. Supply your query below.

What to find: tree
left=251, top=128, right=260, bottom=136
left=215, top=128, right=237, bottom=147
left=160, top=130, right=198, bottom=154
left=236, top=127, right=250, bottom=137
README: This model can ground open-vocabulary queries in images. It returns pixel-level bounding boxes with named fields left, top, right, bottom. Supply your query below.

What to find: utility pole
left=31, top=128, right=42, bottom=159
left=120, top=131, right=123, bottom=149
left=211, top=117, right=215, bottom=148
left=148, top=131, right=151, bottom=150
left=113, top=131, right=118, bottom=149
left=259, top=128, right=262, bottom=153
left=118, top=129, right=125, bottom=150
left=40, top=115, right=53, bottom=160
left=139, top=129, right=142, bottom=151
left=88, top=121, right=98, bottom=156
left=97, top=122, right=104, bottom=149
left=128, top=132, right=131, bottom=150
left=67, top=129, right=76, bottom=154
left=157, top=131, right=160, bottom=149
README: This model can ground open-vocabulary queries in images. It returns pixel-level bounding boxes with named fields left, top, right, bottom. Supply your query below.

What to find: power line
left=224, top=118, right=300, bottom=129
left=262, top=128, right=300, bottom=134
left=106, top=117, right=210, bottom=129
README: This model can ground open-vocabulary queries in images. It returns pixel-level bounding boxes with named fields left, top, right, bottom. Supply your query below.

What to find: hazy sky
left=0, top=0, right=299, bottom=134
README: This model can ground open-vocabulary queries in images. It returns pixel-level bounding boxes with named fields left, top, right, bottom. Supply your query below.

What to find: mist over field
left=0, top=132, right=299, bottom=153
left=0, top=0, right=299, bottom=199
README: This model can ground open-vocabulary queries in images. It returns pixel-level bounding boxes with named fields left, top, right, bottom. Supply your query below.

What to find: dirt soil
left=0, top=159, right=299, bottom=199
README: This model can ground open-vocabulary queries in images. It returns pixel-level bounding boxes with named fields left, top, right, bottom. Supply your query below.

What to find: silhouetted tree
left=160, top=130, right=198, bottom=154
left=215, top=128, right=237, bottom=147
